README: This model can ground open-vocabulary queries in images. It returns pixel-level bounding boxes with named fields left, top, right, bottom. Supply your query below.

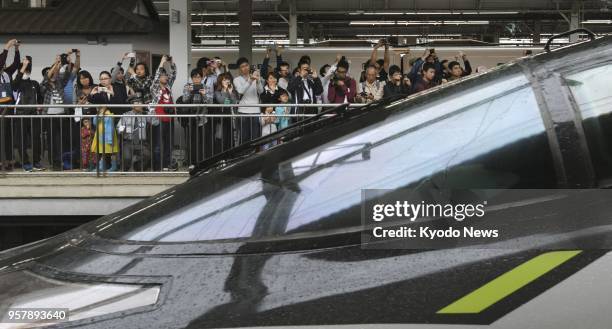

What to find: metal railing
left=0, top=103, right=365, bottom=175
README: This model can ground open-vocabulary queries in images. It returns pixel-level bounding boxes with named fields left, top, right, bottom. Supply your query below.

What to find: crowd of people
left=0, top=38, right=478, bottom=172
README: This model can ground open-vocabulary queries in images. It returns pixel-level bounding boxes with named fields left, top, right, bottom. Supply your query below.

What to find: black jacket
left=260, top=86, right=287, bottom=105
left=12, top=72, right=42, bottom=114
left=383, top=81, right=411, bottom=98
left=287, top=76, right=323, bottom=105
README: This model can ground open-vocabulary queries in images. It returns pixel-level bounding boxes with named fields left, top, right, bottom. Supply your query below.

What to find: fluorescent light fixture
left=192, top=12, right=237, bottom=16
left=197, top=34, right=240, bottom=38
left=348, top=11, right=518, bottom=15
left=191, top=22, right=261, bottom=26
left=350, top=20, right=489, bottom=25
left=582, top=20, right=612, bottom=24
left=411, top=11, right=518, bottom=15
left=348, top=12, right=405, bottom=15
left=356, top=34, right=462, bottom=37
left=197, top=34, right=287, bottom=38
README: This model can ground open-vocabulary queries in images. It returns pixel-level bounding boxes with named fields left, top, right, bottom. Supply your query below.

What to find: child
left=91, top=107, right=119, bottom=171
left=275, top=90, right=290, bottom=130
left=260, top=106, right=277, bottom=151
left=80, top=118, right=95, bottom=171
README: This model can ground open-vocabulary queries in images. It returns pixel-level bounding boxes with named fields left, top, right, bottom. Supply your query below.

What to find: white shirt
left=233, top=75, right=264, bottom=114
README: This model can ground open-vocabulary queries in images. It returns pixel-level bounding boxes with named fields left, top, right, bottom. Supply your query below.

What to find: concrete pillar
left=303, top=18, right=311, bottom=44
left=169, top=0, right=191, bottom=98
left=289, top=0, right=297, bottom=45
left=239, top=0, right=253, bottom=62
left=569, top=1, right=580, bottom=43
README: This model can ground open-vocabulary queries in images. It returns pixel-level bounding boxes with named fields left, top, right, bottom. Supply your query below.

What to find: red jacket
left=155, top=87, right=174, bottom=123
left=327, top=77, right=357, bottom=104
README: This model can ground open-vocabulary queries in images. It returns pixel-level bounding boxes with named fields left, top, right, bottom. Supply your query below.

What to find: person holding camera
left=383, top=65, right=412, bottom=98
left=233, top=57, right=264, bottom=145
left=88, top=70, right=129, bottom=114
left=0, top=39, right=21, bottom=170
left=214, top=72, right=240, bottom=155
left=195, top=57, right=218, bottom=100
left=287, top=60, right=323, bottom=119
left=127, top=61, right=153, bottom=105
left=111, top=52, right=137, bottom=86
left=42, top=54, right=70, bottom=170
left=12, top=56, right=45, bottom=172
left=409, top=48, right=444, bottom=85
left=369, top=39, right=390, bottom=82
left=327, top=59, right=356, bottom=104
left=356, top=65, right=385, bottom=104
left=151, top=55, right=177, bottom=171
left=181, top=68, right=212, bottom=165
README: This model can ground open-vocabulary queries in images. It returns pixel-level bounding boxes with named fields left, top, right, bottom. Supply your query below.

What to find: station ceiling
left=152, top=0, right=612, bottom=45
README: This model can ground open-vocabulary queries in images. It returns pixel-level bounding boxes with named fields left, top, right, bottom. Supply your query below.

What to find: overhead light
left=197, top=34, right=240, bottom=38
left=191, top=22, right=261, bottom=26
left=192, top=12, right=237, bottom=16
left=350, top=20, right=489, bottom=25
left=410, top=11, right=518, bottom=15
left=348, top=11, right=518, bottom=15
left=356, top=34, right=462, bottom=37
left=582, top=20, right=612, bottom=24
left=349, top=11, right=397, bottom=15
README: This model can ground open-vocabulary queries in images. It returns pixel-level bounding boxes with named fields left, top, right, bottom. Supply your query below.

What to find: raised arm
left=48, top=55, right=61, bottom=81
left=111, top=53, right=128, bottom=83
left=383, top=43, right=390, bottom=72
left=73, top=49, right=81, bottom=74
left=369, top=40, right=382, bottom=67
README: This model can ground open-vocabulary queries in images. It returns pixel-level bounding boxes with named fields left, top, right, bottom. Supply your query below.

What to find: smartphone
left=72, top=49, right=78, bottom=53
left=430, top=49, right=435, bottom=54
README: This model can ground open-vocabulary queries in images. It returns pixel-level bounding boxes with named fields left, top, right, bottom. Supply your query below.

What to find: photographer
left=12, top=56, right=44, bottom=172
left=182, top=68, right=211, bottom=165
left=233, top=57, right=263, bottom=145
left=150, top=55, right=177, bottom=171
left=410, top=48, right=444, bottom=85
left=320, top=54, right=342, bottom=104
left=195, top=57, right=218, bottom=100
left=111, top=52, right=136, bottom=86
left=127, top=62, right=153, bottom=104
left=327, top=59, right=356, bottom=104
left=214, top=72, right=240, bottom=156
left=0, top=39, right=20, bottom=170
left=383, top=65, right=412, bottom=98
left=356, top=65, right=385, bottom=104
left=287, top=60, right=323, bottom=119
left=43, top=55, right=68, bottom=170
left=58, top=48, right=80, bottom=105
left=88, top=70, right=129, bottom=114
left=369, top=39, right=390, bottom=82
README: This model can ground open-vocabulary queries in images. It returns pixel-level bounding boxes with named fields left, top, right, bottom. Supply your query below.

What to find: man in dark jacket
left=287, top=60, right=323, bottom=119
left=12, top=57, right=44, bottom=171
left=383, top=65, right=411, bottom=98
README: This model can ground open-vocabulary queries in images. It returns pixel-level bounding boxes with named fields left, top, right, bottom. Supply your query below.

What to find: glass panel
left=565, top=63, right=612, bottom=185
left=0, top=271, right=159, bottom=328
left=95, top=74, right=555, bottom=242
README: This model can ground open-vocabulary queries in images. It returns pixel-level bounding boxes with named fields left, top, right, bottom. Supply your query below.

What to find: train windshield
left=93, top=71, right=557, bottom=243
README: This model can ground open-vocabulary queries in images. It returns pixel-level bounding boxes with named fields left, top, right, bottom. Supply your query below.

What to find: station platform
left=0, top=172, right=189, bottom=217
